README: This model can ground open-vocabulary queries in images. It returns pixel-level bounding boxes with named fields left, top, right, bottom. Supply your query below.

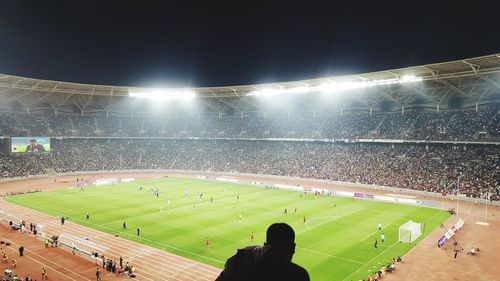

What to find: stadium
left=0, top=52, right=499, bottom=281
left=1, top=3, right=500, bottom=281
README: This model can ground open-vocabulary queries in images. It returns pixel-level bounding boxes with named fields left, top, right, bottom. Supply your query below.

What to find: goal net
left=399, top=220, right=422, bottom=243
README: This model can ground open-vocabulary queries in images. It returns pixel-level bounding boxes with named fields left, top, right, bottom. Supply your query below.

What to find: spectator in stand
left=216, top=223, right=309, bottom=281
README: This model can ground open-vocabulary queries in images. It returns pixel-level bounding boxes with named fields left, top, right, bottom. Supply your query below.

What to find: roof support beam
left=462, top=60, right=480, bottom=77
left=480, top=76, right=500, bottom=91
left=423, top=66, right=469, bottom=97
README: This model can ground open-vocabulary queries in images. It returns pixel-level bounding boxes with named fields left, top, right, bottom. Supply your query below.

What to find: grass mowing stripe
left=5, top=196, right=226, bottom=265
left=296, top=247, right=364, bottom=265
left=341, top=240, right=401, bottom=281
left=359, top=223, right=393, bottom=241
left=5, top=177, right=449, bottom=281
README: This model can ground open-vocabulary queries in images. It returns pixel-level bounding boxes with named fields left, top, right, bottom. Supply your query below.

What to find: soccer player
left=250, top=232, right=254, bottom=242
left=303, top=216, right=306, bottom=224
left=123, top=221, right=127, bottom=230
left=381, top=233, right=385, bottom=243
left=374, top=239, right=378, bottom=249
left=238, top=214, right=243, bottom=223
left=86, top=212, right=90, bottom=220
left=205, top=237, right=210, bottom=248
left=378, top=223, right=382, bottom=231
left=284, top=208, right=287, bottom=215
left=136, top=227, right=140, bottom=236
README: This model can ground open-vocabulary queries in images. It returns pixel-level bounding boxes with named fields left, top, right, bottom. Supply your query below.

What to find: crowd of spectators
left=1, top=139, right=498, bottom=200
left=0, top=108, right=499, bottom=141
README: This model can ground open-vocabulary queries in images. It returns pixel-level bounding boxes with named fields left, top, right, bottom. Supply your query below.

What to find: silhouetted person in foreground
left=216, top=223, right=309, bottom=281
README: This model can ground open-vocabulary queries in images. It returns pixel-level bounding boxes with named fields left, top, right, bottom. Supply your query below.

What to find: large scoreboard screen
left=11, top=137, right=51, bottom=153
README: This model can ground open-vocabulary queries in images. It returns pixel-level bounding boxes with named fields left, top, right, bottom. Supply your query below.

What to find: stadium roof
left=1, top=53, right=499, bottom=114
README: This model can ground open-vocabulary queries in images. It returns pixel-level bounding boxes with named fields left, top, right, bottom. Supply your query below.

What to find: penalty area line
left=296, top=247, right=364, bottom=265
left=341, top=240, right=400, bottom=281
left=359, top=223, right=393, bottom=242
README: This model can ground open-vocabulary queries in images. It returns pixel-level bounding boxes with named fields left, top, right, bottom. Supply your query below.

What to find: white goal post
left=399, top=220, right=422, bottom=243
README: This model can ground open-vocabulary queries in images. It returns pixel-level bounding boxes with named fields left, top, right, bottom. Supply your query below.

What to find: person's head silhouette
left=264, top=223, right=296, bottom=262
left=217, top=222, right=309, bottom=281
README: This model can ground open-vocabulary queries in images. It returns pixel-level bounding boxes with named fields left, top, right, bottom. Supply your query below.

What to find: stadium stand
left=1, top=139, right=499, bottom=201
left=1, top=54, right=499, bottom=205
left=0, top=108, right=499, bottom=140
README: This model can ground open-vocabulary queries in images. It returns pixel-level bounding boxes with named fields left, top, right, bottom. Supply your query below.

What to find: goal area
left=399, top=220, right=422, bottom=243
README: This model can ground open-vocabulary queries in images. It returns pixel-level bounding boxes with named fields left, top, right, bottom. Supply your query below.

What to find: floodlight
left=129, top=88, right=196, bottom=101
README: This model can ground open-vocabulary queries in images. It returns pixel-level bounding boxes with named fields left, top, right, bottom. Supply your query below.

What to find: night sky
left=0, top=1, right=499, bottom=87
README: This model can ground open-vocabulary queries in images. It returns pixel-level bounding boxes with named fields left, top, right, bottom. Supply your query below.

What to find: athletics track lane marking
left=4, top=197, right=225, bottom=265
left=1, top=200, right=220, bottom=281
left=7, top=209, right=216, bottom=281
left=3, top=239, right=91, bottom=281
left=168, top=263, right=200, bottom=280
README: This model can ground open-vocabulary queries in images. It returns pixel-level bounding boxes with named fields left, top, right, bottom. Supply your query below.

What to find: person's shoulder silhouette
left=216, top=223, right=309, bottom=281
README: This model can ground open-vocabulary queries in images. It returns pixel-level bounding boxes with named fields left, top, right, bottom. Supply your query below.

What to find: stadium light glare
left=400, top=75, right=423, bottom=83
left=250, top=85, right=310, bottom=97
left=129, top=89, right=196, bottom=101
left=320, top=75, right=421, bottom=94
left=287, top=85, right=311, bottom=94
left=250, top=88, right=282, bottom=97
left=252, top=75, right=422, bottom=96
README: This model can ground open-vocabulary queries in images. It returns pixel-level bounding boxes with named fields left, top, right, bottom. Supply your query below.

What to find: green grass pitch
left=6, top=177, right=449, bottom=281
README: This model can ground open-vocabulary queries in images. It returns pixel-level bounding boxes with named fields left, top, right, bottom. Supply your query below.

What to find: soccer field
left=6, top=177, right=449, bottom=281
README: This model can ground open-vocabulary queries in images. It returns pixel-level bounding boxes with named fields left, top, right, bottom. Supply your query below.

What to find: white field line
left=296, top=246, right=364, bottom=265
left=1, top=201, right=220, bottom=281
left=11, top=212, right=216, bottom=281
left=5, top=197, right=225, bottom=265
left=98, top=191, right=239, bottom=227
left=426, top=209, right=447, bottom=224
left=24, top=219, right=218, bottom=281
left=359, top=223, right=393, bottom=241
left=342, top=240, right=400, bottom=281
left=299, top=209, right=360, bottom=234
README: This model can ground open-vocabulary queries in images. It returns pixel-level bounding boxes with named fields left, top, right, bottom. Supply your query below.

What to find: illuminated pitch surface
left=6, top=178, right=449, bottom=281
